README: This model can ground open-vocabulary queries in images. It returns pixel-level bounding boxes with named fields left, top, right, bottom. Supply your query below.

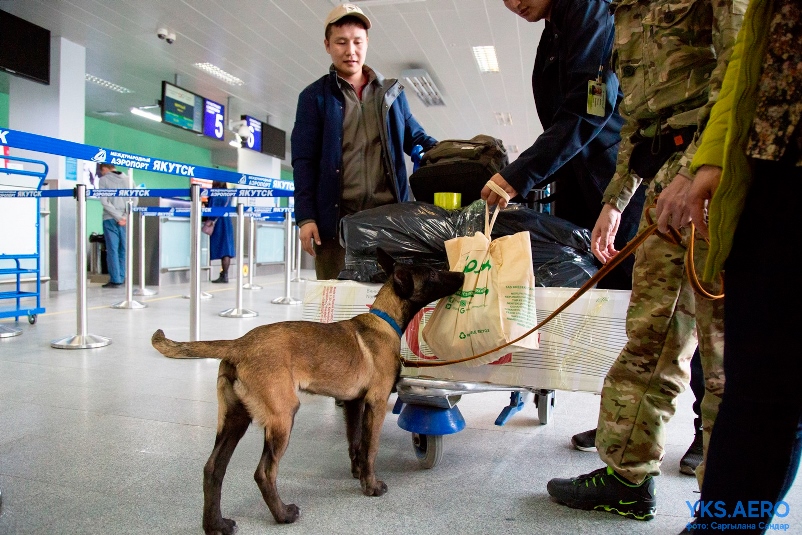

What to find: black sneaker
left=571, top=428, right=597, bottom=452
left=547, top=466, right=656, bottom=521
left=102, top=282, right=122, bottom=288
left=680, top=418, right=704, bottom=475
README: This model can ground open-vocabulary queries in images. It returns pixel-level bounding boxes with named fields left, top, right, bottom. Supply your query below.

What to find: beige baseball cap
left=325, top=3, right=372, bottom=29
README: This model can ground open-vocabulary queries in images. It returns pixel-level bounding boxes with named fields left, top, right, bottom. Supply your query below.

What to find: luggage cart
left=392, top=378, right=555, bottom=468
left=0, top=156, right=48, bottom=336
left=302, top=281, right=629, bottom=470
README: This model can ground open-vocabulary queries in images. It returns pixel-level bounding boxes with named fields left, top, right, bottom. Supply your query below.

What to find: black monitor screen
left=0, top=9, right=51, bottom=85
left=261, top=124, right=286, bottom=160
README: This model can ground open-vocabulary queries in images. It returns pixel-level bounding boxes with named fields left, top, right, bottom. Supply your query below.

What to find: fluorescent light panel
left=494, top=111, right=513, bottom=126
left=85, top=74, right=133, bottom=93
left=472, top=46, right=499, bottom=73
left=193, top=63, right=245, bottom=86
left=401, top=69, right=445, bottom=107
left=130, top=107, right=162, bottom=122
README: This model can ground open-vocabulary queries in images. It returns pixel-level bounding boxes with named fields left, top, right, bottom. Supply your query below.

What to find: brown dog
left=151, top=249, right=464, bottom=533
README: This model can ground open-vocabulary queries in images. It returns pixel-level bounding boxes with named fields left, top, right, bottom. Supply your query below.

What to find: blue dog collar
left=369, top=308, right=404, bottom=338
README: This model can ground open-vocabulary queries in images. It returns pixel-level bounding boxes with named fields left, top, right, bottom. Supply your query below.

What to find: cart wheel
left=535, top=389, right=555, bottom=425
left=412, top=433, right=443, bottom=469
left=28, top=314, right=37, bottom=325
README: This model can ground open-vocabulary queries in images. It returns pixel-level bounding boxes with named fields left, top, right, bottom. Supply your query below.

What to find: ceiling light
left=328, top=0, right=425, bottom=6
left=506, top=145, right=519, bottom=154
left=472, top=46, right=499, bottom=73
left=193, top=63, right=245, bottom=86
left=401, top=69, right=445, bottom=107
left=130, top=106, right=162, bottom=122
left=494, top=111, right=513, bottom=126
left=85, top=74, right=134, bottom=93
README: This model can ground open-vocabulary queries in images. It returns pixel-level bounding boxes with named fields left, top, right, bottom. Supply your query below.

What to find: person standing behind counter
left=207, top=181, right=235, bottom=284
left=482, top=0, right=645, bottom=291
left=97, top=163, right=137, bottom=288
left=291, top=3, right=437, bottom=280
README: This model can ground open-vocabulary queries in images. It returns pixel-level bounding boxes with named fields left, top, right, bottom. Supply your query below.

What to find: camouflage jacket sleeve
left=602, top=110, right=640, bottom=211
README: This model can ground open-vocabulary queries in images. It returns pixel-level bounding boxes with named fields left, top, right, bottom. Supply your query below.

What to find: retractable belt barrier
left=3, top=183, right=299, bottom=345
left=0, top=127, right=294, bottom=191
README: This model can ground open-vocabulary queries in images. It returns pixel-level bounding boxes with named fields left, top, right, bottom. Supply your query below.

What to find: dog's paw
left=204, top=517, right=237, bottom=535
left=361, top=479, right=388, bottom=497
left=275, top=504, right=300, bottom=524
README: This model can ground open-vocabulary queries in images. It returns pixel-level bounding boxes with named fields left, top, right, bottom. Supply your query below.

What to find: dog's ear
left=376, top=248, right=395, bottom=276
left=392, top=267, right=414, bottom=299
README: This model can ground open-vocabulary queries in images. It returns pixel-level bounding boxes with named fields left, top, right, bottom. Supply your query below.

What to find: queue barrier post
left=51, top=184, right=112, bottom=349
left=291, top=225, right=307, bottom=283
left=242, top=215, right=262, bottom=290
left=271, top=211, right=301, bottom=306
left=189, top=184, right=202, bottom=341
left=111, top=200, right=146, bottom=310
left=220, top=202, right=258, bottom=318
left=133, top=210, right=157, bottom=296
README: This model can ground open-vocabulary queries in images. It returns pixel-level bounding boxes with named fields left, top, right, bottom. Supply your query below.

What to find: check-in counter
left=133, top=197, right=286, bottom=287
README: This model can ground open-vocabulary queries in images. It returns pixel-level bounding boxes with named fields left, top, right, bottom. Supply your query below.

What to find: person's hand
left=687, top=165, right=722, bottom=239
left=655, top=174, right=693, bottom=234
left=299, top=222, right=320, bottom=257
left=591, top=203, right=622, bottom=264
left=118, top=218, right=126, bottom=226
left=481, top=173, right=518, bottom=208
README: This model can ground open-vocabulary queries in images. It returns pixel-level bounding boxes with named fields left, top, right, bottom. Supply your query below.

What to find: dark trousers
left=697, top=159, right=802, bottom=532
left=313, top=237, right=346, bottom=280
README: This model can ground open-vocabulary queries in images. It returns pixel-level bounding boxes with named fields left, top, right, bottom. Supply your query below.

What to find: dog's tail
left=151, top=329, right=238, bottom=360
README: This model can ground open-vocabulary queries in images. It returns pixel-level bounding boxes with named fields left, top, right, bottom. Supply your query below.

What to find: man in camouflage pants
left=546, top=0, right=745, bottom=521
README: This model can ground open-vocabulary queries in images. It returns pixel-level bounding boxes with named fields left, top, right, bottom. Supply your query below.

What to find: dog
left=151, top=249, right=464, bottom=532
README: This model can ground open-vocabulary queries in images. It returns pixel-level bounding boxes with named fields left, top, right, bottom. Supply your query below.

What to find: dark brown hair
left=325, top=16, right=368, bottom=40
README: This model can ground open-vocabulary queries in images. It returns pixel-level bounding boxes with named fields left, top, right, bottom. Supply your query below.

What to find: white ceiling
left=0, top=0, right=546, bottom=169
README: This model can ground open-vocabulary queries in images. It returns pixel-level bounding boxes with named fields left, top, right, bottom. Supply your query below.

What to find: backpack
left=409, top=135, right=508, bottom=206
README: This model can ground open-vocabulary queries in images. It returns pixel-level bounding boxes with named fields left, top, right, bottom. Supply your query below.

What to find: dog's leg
left=343, top=399, right=364, bottom=479
left=253, top=398, right=301, bottom=524
left=202, top=396, right=251, bottom=535
left=358, top=392, right=391, bottom=497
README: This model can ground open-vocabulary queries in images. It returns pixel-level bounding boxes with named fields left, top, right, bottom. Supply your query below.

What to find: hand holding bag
left=201, top=219, right=216, bottom=236
left=422, top=187, right=538, bottom=366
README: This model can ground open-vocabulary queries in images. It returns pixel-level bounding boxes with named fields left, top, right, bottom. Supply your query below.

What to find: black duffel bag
left=410, top=135, right=508, bottom=206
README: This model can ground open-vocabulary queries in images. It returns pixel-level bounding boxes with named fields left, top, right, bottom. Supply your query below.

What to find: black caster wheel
left=412, top=433, right=443, bottom=469
left=28, top=314, right=37, bottom=325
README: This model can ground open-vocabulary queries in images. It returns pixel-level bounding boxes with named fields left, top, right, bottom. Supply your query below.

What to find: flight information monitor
left=202, top=98, right=225, bottom=141
left=161, top=81, right=203, bottom=133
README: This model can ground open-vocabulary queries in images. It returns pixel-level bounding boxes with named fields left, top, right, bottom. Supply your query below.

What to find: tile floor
left=1, top=272, right=799, bottom=534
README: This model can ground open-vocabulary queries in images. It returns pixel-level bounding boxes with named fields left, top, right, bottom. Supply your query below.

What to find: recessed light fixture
left=193, top=63, right=245, bottom=86
left=506, top=145, right=519, bottom=154
left=85, top=74, right=133, bottom=94
left=130, top=106, right=162, bottom=122
left=401, top=69, right=445, bottom=107
left=472, top=46, right=499, bottom=73
left=494, top=112, right=513, bottom=126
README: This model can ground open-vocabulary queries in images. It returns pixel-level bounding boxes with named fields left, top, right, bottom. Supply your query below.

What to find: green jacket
left=690, top=0, right=774, bottom=280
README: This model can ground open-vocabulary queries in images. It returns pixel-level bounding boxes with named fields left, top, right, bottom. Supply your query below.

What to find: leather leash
left=401, top=207, right=723, bottom=368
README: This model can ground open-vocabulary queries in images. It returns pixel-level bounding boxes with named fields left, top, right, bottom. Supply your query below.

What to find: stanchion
left=271, top=212, right=301, bottom=305
left=242, top=215, right=262, bottom=290
left=133, top=210, right=157, bottom=296
left=291, top=224, right=307, bottom=283
left=189, top=183, right=202, bottom=341
left=220, top=203, right=258, bottom=317
left=182, top=209, right=212, bottom=300
left=0, top=324, right=22, bottom=338
left=51, top=184, right=111, bottom=349
left=112, top=201, right=146, bottom=309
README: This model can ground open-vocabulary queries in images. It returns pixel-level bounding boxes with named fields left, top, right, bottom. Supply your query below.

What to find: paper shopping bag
left=422, top=204, right=538, bottom=366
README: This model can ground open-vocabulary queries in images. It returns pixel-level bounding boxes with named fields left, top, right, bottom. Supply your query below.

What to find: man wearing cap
left=291, top=3, right=437, bottom=279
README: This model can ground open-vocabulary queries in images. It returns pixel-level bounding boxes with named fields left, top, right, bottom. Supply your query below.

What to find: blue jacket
left=291, top=67, right=437, bottom=240
left=500, top=0, right=629, bottom=233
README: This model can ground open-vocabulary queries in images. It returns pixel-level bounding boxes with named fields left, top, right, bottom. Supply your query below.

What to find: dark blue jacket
left=500, top=0, right=627, bottom=232
left=291, top=67, right=437, bottom=240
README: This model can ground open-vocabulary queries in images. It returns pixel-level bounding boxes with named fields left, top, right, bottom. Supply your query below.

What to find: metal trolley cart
left=0, top=156, right=48, bottom=336
left=303, top=281, right=630, bottom=469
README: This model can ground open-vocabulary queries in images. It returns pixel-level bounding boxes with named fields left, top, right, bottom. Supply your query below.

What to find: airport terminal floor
left=0, top=272, right=799, bottom=534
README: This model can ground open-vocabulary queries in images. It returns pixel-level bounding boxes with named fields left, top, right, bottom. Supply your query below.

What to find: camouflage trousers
left=596, top=158, right=725, bottom=489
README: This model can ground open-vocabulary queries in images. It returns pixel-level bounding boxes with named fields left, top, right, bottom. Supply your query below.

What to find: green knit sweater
left=690, top=0, right=774, bottom=281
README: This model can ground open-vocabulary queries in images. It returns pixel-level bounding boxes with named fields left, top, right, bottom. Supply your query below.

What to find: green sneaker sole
left=593, top=504, right=656, bottom=521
